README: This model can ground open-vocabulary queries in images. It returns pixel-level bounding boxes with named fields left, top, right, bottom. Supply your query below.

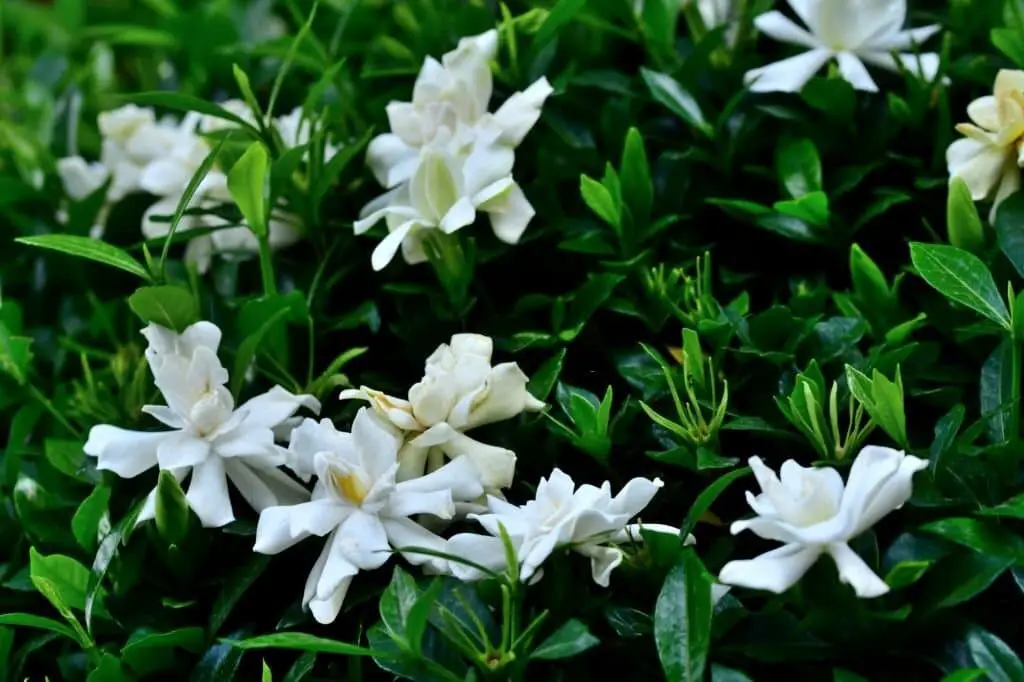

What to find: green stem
left=1012, top=339, right=1021, bottom=440
left=257, top=235, right=278, bottom=297
left=27, top=384, right=81, bottom=438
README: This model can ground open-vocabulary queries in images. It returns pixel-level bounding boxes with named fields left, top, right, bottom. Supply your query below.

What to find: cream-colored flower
left=340, top=333, right=544, bottom=489
left=947, top=69, right=1024, bottom=222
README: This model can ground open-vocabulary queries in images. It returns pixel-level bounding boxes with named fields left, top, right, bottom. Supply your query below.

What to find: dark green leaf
left=530, top=619, right=600, bottom=660
left=951, top=176, right=986, bottom=254
left=909, top=242, right=1010, bottom=329
left=154, top=470, right=190, bottom=546
left=15, top=235, right=150, bottom=281
left=654, top=549, right=713, bottom=682
left=966, top=626, right=1024, bottom=682
left=681, top=467, right=750, bottom=538
left=641, top=68, right=710, bottom=135
left=775, top=138, right=822, bottom=197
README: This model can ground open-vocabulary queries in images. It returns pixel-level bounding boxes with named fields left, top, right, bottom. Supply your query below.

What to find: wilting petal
left=448, top=362, right=546, bottom=431
left=744, top=49, right=833, bottom=93
left=491, top=77, right=554, bottom=146
left=340, top=387, right=423, bottom=432
left=84, top=425, right=167, bottom=478
left=719, top=543, right=823, bottom=593
left=186, top=457, right=235, bottom=527
left=827, top=542, right=890, bottom=598
left=410, top=424, right=516, bottom=490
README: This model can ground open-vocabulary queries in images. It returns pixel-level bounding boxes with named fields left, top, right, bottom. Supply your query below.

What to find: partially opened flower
left=366, top=29, right=552, bottom=189
left=84, top=321, right=320, bottom=528
left=444, top=468, right=664, bottom=586
left=718, top=446, right=927, bottom=598
left=254, top=408, right=485, bottom=624
left=744, top=0, right=941, bottom=93
left=340, top=333, right=544, bottom=490
left=355, top=129, right=535, bottom=271
left=947, top=69, right=1024, bottom=222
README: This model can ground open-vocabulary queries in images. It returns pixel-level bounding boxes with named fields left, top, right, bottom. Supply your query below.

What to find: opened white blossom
left=718, top=446, right=927, bottom=598
left=358, top=28, right=552, bottom=269
left=253, top=408, right=485, bottom=624
left=366, top=29, right=552, bottom=189
left=83, top=321, right=320, bottom=528
left=947, top=69, right=1024, bottom=222
left=443, top=468, right=665, bottom=586
left=340, top=333, right=544, bottom=490
left=744, top=0, right=940, bottom=93
left=355, top=129, right=535, bottom=271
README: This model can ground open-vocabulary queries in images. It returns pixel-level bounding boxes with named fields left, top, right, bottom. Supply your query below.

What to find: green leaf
left=263, top=660, right=273, bottom=682
left=209, top=554, right=271, bottom=636
left=850, top=244, right=891, bottom=314
left=920, top=551, right=1011, bottom=610
left=15, top=235, right=150, bottom=281
left=620, top=127, right=653, bottom=224
left=86, top=500, right=146, bottom=631
left=641, top=68, right=710, bottom=136
left=655, top=549, right=713, bottom=682
left=160, top=134, right=230, bottom=268
left=72, top=485, right=111, bottom=552
left=773, top=191, right=829, bottom=226
left=712, top=664, right=754, bottom=682
left=981, top=339, right=1014, bottom=444
left=941, top=671, right=986, bottom=682
left=30, top=576, right=91, bottom=648
left=43, top=438, right=94, bottom=482
left=531, top=0, right=587, bottom=55
left=225, top=632, right=389, bottom=658
left=527, top=348, right=566, bottom=402
left=909, top=242, right=1010, bottom=329
left=122, top=627, right=205, bottom=676
left=282, top=652, right=316, bottom=682
left=406, top=579, right=442, bottom=654
left=311, top=128, right=374, bottom=204
left=0, top=613, right=79, bottom=642
left=124, top=91, right=257, bottom=131
left=775, top=138, right=822, bottom=198
left=921, top=518, right=1024, bottom=561
left=993, top=27, right=1024, bottom=68
left=979, top=492, right=1024, bottom=519
left=999, top=192, right=1024, bottom=280
left=154, top=470, right=190, bottom=546
left=231, top=305, right=293, bottom=398
left=967, top=626, right=1024, bottom=682
left=86, top=653, right=132, bottom=682
left=232, top=64, right=264, bottom=124
left=127, top=285, right=199, bottom=333
left=883, top=560, right=932, bottom=590
left=379, top=565, right=419, bottom=640
left=580, top=175, right=620, bottom=229
left=950, top=176, right=986, bottom=253
left=680, top=467, right=750, bottom=538
left=29, top=547, right=95, bottom=614
left=530, top=619, right=600, bottom=660
left=227, top=142, right=270, bottom=238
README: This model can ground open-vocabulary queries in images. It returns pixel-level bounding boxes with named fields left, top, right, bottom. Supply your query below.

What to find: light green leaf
left=72, top=485, right=111, bottom=552
left=620, top=127, right=653, bottom=224
left=530, top=619, right=600, bottom=660
left=15, top=235, right=150, bottom=281
left=909, top=242, right=1010, bottom=329
left=950, top=176, right=985, bottom=253
left=225, top=632, right=390, bottom=658
left=580, top=175, right=620, bottom=229
left=227, top=142, right=270, bottom=238
left=775, top=137, right=822, bottom=197
left=154, top=470, right=190, bottom=546
left=127, top=285, right=199, bottom=333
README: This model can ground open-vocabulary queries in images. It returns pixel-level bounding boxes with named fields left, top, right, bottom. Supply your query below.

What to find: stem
left=27, top=384, right=81, bottom=438
left=257, top=235, right=278, bottom=297
left=1012, top=339, right=1021, bottom=440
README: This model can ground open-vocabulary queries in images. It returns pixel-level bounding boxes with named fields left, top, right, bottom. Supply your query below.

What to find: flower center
left=332, top=471, right=369, bottom=505
left=188, top=385, right=232, bottom=437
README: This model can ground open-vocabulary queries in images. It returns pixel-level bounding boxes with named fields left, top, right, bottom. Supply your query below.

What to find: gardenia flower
left=366, top=29, right=552, bottom=189
left=355, top=128, right=535, bottom=271
left=444, top=468, right=665, bottom=586
left=340, top=333, right=545, bottom=490
left=947, top=70, right=1024, bottom=222
left=253, top=408, right=485, bottom=624
left=744, top=0, right=940, bottom=93
left=83, top=321, right=320, bottom=528
left=718, top=446, right=927, bottom=598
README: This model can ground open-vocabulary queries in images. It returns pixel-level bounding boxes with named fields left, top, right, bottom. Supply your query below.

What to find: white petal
left=332, top=509, right=391, bottom=571
left=753, top=11, right=821, bottom=49
left=225, top=459, right=309, bottom=512
left=447, top=362, right=545, bottom=431
left=608, top=476, right=664, bottom=517
left=57, top=156, right=109, bottom=200
left=491, top=77, right=555, bottom=146
left=382, top=517, right=451, bottom=572
left=482, top=181, right=536, bottom=245
left=138, top=158, right=192, bottom=196
left=574, top=543, right=624, bottom=587
left=351, top=408, right=404, bottom=482
left=409, top=425, right=515, bottom=490
left=439, top=197, right=476, bottom=234
left=367, top=132, right=420, bottom=188
left=966, top=96, right=999, bottom=132
left=718, top=544, right=822, bottom=593
left=835, top=52, right=878, bottom=92
left=858, top=51, right=940, bottom=82
left=371, top=220, right=417, bottom=271
left=186, top=457, right=235, bottom=527
left=237, top=386, right=320, bottom=430
left=826, top=542, right=890, bottom=598
left=156, top=432, right=211, bottom=470
left=140, top=196, right=181, bottom=240
left=397, top=450, right=486, bottom=501
left=253, top=505, right=311, bottom=554
left=947, top=137, right=1008, bottom=201
left=744, top=49, right=833, bottom=93
left=445, top=532, right=510, bottom=580
left=846, top=446, right=927, bottom=535
left=815, top=0, right=905, bottom=50
left=83, top=425, right=166, bottom=479
left=991, top=160, right=1022, bottom=224
left=869, top=24, right=942, bottom=52
left=307, top=532, right=358, bottom=624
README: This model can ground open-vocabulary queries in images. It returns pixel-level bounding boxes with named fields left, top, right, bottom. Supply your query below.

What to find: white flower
left=340, top=333, right=544, bottom=490
left=274, top=107, right=340, bottom=160
left=56, top=157, right=110, bottom=238
left=366, top=29, right=552, bottom=189
left=253, top=408, right=485, bottom=624
left=718, top=446, right=928, bottom=598
left=355, top=129, right=535, bottom=271
left=83, top=321, right=320, bottom=528
left=696, top=0, right=732, bottom=29
left=744, top=0, right=941, bottom=93
left=947, top=69, right=1024, bottom=223
left=444, top=468, right=664, bottom=586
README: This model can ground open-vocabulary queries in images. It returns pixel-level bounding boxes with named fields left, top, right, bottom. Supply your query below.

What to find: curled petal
left=410, top=424, right=516, bottom=490
left=84, top=425, right=166, bottom=479
left=947, top=137, right=1008, bottom=201
left=574, top=543, right=624, bottom=587
left=491, top=77, right=555, bottom=146
left=827, top=542, right=890, bottom=598
left=718, top=544, right=823, bottom=593
left=447, top=362, right=546, bottom=431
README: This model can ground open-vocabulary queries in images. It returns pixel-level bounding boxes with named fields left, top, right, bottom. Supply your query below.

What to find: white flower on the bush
left=718, top=446, right=927, bottom=598
left=83, top=321, right=319, bottom=528
left=744, top=0, right=941, bottom=93
left=56, top=157, right=110, bottom=238
left=253, top=408, right=485, bottom=624
left=355, top=130, right=535, bottom=271
left=947, top=69, right=1024, bottom=222
left=366, top=29, right=552, bottom=189
left=444, top=468, right=664, bottom=586
left=340, top=333, right=544, bottom=490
